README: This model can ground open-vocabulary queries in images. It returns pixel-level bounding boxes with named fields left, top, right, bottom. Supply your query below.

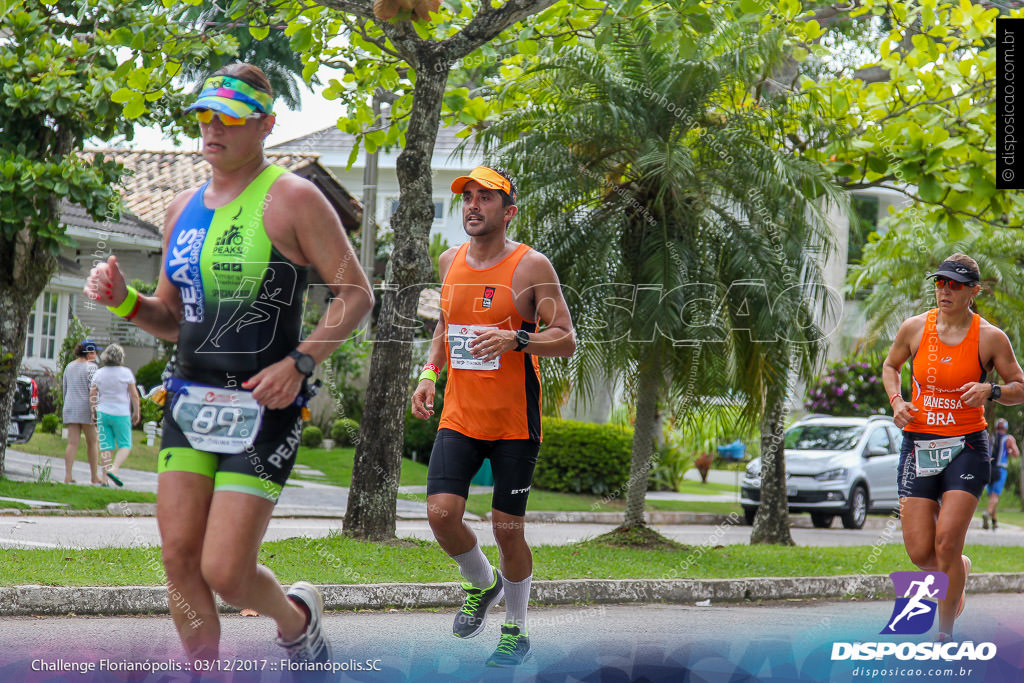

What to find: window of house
left=848, top=195, right=880, bottom=266
left=25, top=291, right=60, bottom=360
left=389, top=199, right=443, bottom=222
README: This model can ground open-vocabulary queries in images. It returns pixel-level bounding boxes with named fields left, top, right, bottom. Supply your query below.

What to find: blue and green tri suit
left=159, top=165, right=308, bottom=501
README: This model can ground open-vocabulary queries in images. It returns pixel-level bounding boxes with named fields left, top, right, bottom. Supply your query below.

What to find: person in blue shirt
left=983, top=418, right=1019, bottom=530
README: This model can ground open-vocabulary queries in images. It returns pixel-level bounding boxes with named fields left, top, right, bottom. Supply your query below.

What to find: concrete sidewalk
left=2, top=448, right=434, bottom=518
left=2, top=448, right=745, bottom=521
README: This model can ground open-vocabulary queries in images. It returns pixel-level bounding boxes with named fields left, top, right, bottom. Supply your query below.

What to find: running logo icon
left=881, top=571, right=949, bottom=635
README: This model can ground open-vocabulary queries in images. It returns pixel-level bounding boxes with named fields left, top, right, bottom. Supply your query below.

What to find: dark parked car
left=7, top=375, right=38, bottom=444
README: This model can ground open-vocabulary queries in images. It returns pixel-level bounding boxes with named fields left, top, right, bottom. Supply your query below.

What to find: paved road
left=0, top=598, right=1019, bottom=681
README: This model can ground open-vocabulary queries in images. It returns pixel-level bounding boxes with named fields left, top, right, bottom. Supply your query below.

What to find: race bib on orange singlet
left=447, top=325, right=500, bottom=371
left=913, top=436, right=966, bottom=477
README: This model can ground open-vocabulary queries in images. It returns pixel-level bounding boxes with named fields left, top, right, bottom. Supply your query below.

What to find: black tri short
left=898, top=429, right=990, bottom=501
left=426, top=428, right=539, bottom=517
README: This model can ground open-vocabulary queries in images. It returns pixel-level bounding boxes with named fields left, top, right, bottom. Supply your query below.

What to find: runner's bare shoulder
left=162, top=188, right=201, bottom=237
left=897, top=313, right=928, bottom=338
left=438, top=246, right=460, bottom=282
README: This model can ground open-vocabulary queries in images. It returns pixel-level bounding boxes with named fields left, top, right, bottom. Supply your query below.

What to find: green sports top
left=164, top=165, right=308, bottom=387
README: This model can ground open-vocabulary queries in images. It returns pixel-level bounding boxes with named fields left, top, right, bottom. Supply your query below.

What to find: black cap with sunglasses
left=927, top=260, right=980, bottom=285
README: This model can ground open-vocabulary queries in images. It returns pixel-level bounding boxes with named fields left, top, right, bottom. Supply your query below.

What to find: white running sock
left=503, top=574, right=532, bottom=633
left=453, top=544, right=494, bottom=589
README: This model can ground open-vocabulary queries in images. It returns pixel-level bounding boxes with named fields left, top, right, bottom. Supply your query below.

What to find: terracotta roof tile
left=60, top=200, right=160, bottom=241
left=86, top=149, right=360, bottom=229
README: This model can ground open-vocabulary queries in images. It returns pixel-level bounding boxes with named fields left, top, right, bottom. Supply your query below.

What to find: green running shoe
left=486, top=624, right=531, bottom=667
left=452, top=569, right=503, bottom=638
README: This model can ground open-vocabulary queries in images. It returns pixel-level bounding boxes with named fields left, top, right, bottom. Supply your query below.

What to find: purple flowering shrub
left=804, top=356, right=894, bottom=417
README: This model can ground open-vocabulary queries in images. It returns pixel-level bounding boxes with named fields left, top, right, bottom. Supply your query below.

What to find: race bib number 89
left=171, top=385, right=264, bottom=454
left=448, top=325, right=500, bottom=371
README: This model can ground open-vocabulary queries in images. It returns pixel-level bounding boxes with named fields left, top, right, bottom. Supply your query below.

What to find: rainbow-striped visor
left=184, top=75, right=274, bottom=118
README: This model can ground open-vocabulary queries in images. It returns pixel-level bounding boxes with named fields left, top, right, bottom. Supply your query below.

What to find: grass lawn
left=291, top=447, right=430, bottom=487
left=15, top=433, right=161, bottom=474
left=445, top=490, right=742, bottom=518
left=675, top=478, right=740, bottom=494
left=975, top=490, right=1024, bottom=527
left=0, top=479, right=155, bottom=510
left=2, top=534, right=1022, bottom=587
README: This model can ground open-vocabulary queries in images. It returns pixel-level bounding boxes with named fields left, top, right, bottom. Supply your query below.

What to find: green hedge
left=134, top=398, right=163, bottom=430
left=301, top=425, right=323, bottom=448
left=39, top=413, right=60, bottom=434
left=534, top=418, right=633, bottom=495
left=134, top=357, right=168, bottom=392
left=404, top=370, right=446, bottom=462
left=330, top=418, right=360, bottom=446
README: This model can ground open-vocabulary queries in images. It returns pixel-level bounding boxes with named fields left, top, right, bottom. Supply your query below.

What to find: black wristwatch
left=514, top=329, right=530, bottom=352
left=288, top=350, right=316, bottom=378
left=989, top=383, right=1002, bottom=401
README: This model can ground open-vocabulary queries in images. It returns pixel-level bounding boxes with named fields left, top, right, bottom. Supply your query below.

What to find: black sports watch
left=288, top=350, right=316, bottom=378
left=514, top=329, right=530, bottom=352
left=989, top=383, right=1002, bottom=401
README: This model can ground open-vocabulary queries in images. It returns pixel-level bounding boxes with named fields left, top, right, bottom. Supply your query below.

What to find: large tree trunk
left=343, top=54, right=448, bottom=541
left=750, top=394, right=795, bottom=545
left=620, top=355, right=661, bottom=529
left=0, top=227, right=59, bottom=477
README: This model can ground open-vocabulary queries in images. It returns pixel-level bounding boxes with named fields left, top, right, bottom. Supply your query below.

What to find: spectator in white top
left=90, top=343, right=140, bottom=486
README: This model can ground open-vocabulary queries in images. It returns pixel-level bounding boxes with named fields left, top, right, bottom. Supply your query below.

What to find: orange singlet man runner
left=411, top=166, right=576, bottom=667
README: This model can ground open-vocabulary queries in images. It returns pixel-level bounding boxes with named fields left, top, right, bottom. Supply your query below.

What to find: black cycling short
left=898, top=429, right=990, bottom=500
left=159, top=399, right=303, bottom=502
left=427, top=428, right=539, bottom=517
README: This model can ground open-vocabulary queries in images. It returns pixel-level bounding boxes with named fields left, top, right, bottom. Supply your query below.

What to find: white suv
left=740, top=415, right=901, bottom=529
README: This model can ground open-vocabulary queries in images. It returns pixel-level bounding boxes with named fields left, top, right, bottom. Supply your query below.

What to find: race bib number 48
left=448, top=325, right=500, bottom=371
left=171, top=385, right=264, bottom=454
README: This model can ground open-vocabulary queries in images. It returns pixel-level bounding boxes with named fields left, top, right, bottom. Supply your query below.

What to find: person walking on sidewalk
left=62, top=339, right=102, bottom=485
left=83, top=63, right=373, bottom=664
left=983, top=418, right=1019, bottom=530
left=90, top=343, right=140, bottom=487
left=883, top=254, right=1024, bottom=641
left=411, top=166, right=576, bottom=667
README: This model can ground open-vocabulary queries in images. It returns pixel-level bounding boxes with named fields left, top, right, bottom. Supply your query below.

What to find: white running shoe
left=276, top=581, right=331, bottom=664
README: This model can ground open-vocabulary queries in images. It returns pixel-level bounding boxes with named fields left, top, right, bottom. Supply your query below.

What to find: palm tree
left=849, top=220, right=1024, bottom=349
left=177, top=2, right=310, bottom=109
left=475, top=18, right=844, bottom=543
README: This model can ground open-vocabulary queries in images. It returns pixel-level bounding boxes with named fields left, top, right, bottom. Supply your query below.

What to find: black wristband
left=989, top=383, right=1002, bottom=401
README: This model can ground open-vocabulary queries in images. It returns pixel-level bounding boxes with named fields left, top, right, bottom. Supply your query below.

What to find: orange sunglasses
left=934, top=277, right=974, bottom=291
left=194, top=108, right=264, bottom=126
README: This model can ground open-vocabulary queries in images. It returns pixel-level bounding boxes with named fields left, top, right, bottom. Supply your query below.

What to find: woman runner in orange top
left=882, top=253, right=1024, bottom=641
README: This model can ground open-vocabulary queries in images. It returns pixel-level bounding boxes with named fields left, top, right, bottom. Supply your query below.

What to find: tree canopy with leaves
left=0, top=0, right=231, bottom=475
left=475, top=14, right=843, bottom=543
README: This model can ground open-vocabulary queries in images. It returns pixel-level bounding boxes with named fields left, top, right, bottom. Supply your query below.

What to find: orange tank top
left=438, top=242, right=542, bottom=441
left=907, top=309, right=987, bottom=436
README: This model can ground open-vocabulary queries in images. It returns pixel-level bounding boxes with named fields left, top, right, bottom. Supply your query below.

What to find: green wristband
left=418, top=369, right=438, bottom=383
left=107, top=286, right=139, bottom=318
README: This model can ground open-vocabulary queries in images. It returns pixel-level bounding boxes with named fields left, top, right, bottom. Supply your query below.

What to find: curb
left=2, top=574, right=1023, bottom=617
